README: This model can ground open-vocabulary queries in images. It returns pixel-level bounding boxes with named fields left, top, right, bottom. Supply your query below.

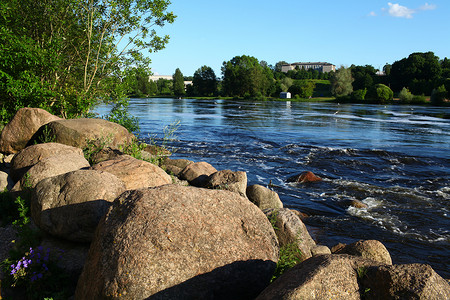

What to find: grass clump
left=271, top=242, right=303, bottom=282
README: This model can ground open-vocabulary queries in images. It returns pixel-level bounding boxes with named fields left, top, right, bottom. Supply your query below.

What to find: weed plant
left=267, top=210, right=303, bottom=282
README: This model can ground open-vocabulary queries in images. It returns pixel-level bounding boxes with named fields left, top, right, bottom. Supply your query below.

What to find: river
left=95, top=98, right=450, bottom=278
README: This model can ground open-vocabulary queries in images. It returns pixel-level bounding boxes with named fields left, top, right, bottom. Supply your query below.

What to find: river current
left=96, top=98, right=450, bottom=278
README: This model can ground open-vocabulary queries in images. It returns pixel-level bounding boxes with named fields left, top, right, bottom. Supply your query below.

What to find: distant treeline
left=129, top=52, right=449, bottom=106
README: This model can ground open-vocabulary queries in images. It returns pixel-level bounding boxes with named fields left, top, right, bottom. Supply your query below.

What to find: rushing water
left=96, top=98, right=450, bottom=278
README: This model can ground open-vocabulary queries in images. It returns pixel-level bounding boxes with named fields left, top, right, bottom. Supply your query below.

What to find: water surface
left=96, top=98, right=450, bottom=278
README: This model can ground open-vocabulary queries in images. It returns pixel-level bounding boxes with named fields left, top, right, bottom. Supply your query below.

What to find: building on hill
left=281, top=62, right=336, bottom=73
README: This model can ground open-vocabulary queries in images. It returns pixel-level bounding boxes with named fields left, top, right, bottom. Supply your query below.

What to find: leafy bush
left=430, top=84, right=448, bottom=106
left=288, top=80, right=315, bottom=98
left=366, top=84, right=393, bottom=104
left=351, top=89, right=367, bottom=101
left=398, top=87, right=414, bottom=103
left=411, top=94, right=428, bottom=104
left=103, top=100, right=140, bottom=133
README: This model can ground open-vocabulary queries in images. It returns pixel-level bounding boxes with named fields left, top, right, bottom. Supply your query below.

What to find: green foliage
left=398, top=87, right=414, bottom=103
left=351, top=89, right=367, bottom=101
left=271, top=243, right=303, bottom=282
left=330, top=67, right=354, bottom=98
left=119, top=139, right=147, bottom=161
left=268, top=210, right=279, bottom=231
left=288, top=80, right=315, bottom=98
left=430, top=84, right=448, bottom=106
left=193, top=66, right=218, bottom=96
left=34, top=126, right=56, bottom=144
left=351, top=65, right=376, bottom=91
left=0, top=191, right=23, bottom=226
left=411, top=94, right=428, bottom=104
left=103, top=99, right=140, bottom=133
left=391, top=52, right=442, bottom=95
left=83, top=135, right=114, bottom=165
left=0, top=0, right=176, bottom=124
left=172, top=68, right=186, bottom=97
left=366, top=84, right=393, bottom=104
left=221, top=55, right=273, bottom=97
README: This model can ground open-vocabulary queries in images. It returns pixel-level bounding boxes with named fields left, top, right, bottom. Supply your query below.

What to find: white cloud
left=379, top=2, right=437, bottom=18
left=368, top=11, right=377, bottom=17
left=419, top=3, right=437, bottom=11
left=387, top=2, right=415, bottom=18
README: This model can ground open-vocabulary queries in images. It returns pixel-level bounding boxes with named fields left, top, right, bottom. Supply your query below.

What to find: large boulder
left=12, top=153, right=90, bottom=190
left=246, top=184, right=283, bottom=211
left=179, top=161, right=217, bottom=187
left=91, top=155, right=172, bottom=190
left=76, top=185, right=279, bottom=299
left=361, top=263, right=450, bottom=300
left=334, top=240, right=392, bottom=265
left=31, top=169, right=126, bottom=242
left=256, top=254, right=382, bottom=300
left=266, top=208, right=316, bottom=262
left=205, top=170, right=247, bottom=197
left=0, top=108, right=61, bottom=154
left=10, top=143, right=84, bottom=182
left=35, top=118, right=135, bottom=150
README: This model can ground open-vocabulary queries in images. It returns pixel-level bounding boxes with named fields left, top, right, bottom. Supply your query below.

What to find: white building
left=281, top=62, right=336, bottom=73
left=280, top=92, right=291, bottom=99
left=149, top=75, right=192, bottom=88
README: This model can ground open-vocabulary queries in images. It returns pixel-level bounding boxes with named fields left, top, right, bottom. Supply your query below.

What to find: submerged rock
left=287, top=171, right=322, bottom=183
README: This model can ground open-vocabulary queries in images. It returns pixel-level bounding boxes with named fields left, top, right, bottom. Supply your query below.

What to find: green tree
left=390, top=52, right=442, bottom=95
left=275, top=61, right=288, bottom=72
left=156, top=78, right=172, bottom=95
left=351, top=65, right=376, bottom=90
left=172, top=68, right=185, bottom=97
left=330, top=67, right=353, bottom=98
left=0, top=0, right=175, bottom=124
left=366, top=84, right=393, bottom=104
left=221, top=55, right=272, bottom=97
left=288, top=80, right=315, bottom=98
left=430, top=85, right=448, bottom=106
left=192, top=66, right=218, bottom=96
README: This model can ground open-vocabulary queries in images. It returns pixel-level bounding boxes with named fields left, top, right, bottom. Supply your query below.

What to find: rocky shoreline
left=0, top=107, right=449, bottom=299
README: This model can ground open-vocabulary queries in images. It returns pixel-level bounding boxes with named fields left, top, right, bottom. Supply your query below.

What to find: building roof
left=282, top=62, right=334, bottom=66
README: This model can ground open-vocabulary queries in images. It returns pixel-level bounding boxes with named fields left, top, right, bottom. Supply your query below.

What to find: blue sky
left=148, top=1, right=449, bottom=77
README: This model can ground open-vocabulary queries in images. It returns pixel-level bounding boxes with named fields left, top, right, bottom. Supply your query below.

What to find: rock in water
left=287, top=171, right=322, bottom=183
left=76, top=185, right=279, bottom=299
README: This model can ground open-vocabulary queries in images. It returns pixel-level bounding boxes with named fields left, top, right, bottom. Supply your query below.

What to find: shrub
left=398, top=87, right=414, bottom=103
left=351, top=89, right=367, bottom=101
left=430, top=84, right=448, bottom=106
left=366, top=84, right=393, bottom=104
left=411, top=94, right=428, bottom=104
